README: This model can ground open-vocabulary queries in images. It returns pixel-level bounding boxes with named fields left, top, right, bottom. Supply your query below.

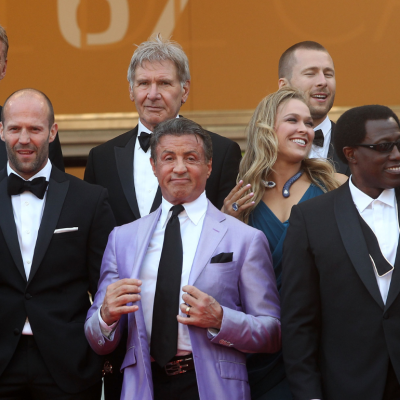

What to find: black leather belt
left=152, top=354, right=195, bottom=376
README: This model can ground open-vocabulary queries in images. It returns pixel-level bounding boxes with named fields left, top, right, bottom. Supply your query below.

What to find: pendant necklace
left=262, top=171, right=303, bottom=198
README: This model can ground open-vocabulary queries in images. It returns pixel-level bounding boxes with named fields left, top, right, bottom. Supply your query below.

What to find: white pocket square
left=54, top=227, right=79, bottom=234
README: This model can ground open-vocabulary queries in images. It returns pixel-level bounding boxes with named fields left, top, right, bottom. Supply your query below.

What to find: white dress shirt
left=134, top=120, right=159, bottom=217
left=308, top=115, right=332, bottom=160
left=349, top=177, right=399, bottom=304
left=8, top=160, right=52, bottom=335
left=100, top=191, right=208, bottom=356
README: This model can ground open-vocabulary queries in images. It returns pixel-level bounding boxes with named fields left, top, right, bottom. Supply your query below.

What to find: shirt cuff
left=98, top=306, right=118, bottom=341
left=207, top=328, right=220, bottom=338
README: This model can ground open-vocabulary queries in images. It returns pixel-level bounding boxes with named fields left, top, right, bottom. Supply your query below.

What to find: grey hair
left=150, top=118, right=212, bottom=163
left=0, top=24, right=9, bottom=60
left=127, top=33, right=190, bottom=88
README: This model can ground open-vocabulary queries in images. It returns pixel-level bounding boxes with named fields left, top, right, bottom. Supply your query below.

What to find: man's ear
left=278, top=78, right=289, bottom=89
left=0, top=122, right=4, bottom=142
left=150, top=156, right=157, bottom=177
left=49, top=123, right=58, bottom=143
left=343, top=147, right=357, bottom=164
left=181, top=80, right=190, bottom=105
left=0, top=59, right=7, bottom=81
left=129, top=84, right=135, bottom=102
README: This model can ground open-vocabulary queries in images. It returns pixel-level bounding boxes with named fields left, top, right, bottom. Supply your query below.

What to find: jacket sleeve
left=209, top=230, right=281, bottom=354
left=281, top=205, right=323, bottom=399
left=84, top=147, right=96, bottom=184
left=85, top=227, right=124, bottom=356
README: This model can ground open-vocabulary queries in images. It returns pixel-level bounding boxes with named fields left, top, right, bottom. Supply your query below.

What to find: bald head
left=2, top=89, right=54, bottom=129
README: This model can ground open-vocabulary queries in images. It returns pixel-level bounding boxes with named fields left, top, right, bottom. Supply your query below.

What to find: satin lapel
left=189, top=202, right=227, bottom=285
left=384, top=189, right=400, bottom=311
left=28, top=170, right=69, bottom=285
left=150, top=186, right=162, bottom=213
left=327, top=120, right=336, bottom=160
left=0, top=171, right=26, bottom=281
left=334, top=183, right=384, bottom=309
left=114, top=128, right=140, bottom=220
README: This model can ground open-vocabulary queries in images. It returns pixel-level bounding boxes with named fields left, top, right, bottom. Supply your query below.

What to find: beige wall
left=0, top=0, right=399, bottom=115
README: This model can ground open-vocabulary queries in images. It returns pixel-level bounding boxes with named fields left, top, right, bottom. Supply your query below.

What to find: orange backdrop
left=0, top=0, right=399, bottom=114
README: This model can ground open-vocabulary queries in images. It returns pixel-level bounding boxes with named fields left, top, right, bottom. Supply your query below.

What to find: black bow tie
left=7, top=173, right=49, bottom=199
left=138, top=132, right=152, bottom=153
left=313, top=129, right=324, bottom=147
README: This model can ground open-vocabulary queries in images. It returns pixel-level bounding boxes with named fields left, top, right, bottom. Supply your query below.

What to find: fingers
left=101, top=279, right=142, bottom=325
left=225, top=180, right=246, bottom=201
left=182, top=285, right=204, bottom=301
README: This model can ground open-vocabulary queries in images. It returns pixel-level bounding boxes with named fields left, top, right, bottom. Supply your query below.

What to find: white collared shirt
left=99, top=192, right=208, bottom=355
left=349, top=177, right=399, bottom=304
left=308, top=115, right=332, bottom=160
left=8, top=159, right=52, bottom=335
left=133, top=120, right=159, bottom=217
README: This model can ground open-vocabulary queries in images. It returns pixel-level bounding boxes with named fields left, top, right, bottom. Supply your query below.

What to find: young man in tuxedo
left=0, top=89, right=115, bottom=399
left=85, top=117, right=281, bottom=400
left=0, top=24, right=64, bottom=171
left=281, top=105, right=400, bottom=399
left=84, top=34, right=242, bottom=398
left=278, top=41, right=349, bottom=175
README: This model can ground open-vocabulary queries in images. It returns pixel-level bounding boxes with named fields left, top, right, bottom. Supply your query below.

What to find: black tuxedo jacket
left=328, top=121, right=350, bottom=176
left=281, top=182, right=400, bottom=400
left=0, top=166, right=116, bottom=393
left=0, top=105, right=65, bottom=172
left=84, top=124, right=242, bottom=225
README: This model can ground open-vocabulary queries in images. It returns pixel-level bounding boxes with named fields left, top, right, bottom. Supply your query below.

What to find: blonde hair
left=238, top=87, right=340, bottom=223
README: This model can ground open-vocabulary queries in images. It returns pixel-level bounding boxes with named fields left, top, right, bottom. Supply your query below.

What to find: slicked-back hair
left=127, top=33, right=190, bottom=88
left=333, top=105, right=400, bottom=164
left=279, top=41, right=328, bottom=79
left=0, top=24, right=9, bottom=60
left=2, top=88, right=55, bottom=129
left=150, top=118, right=212, bottom=164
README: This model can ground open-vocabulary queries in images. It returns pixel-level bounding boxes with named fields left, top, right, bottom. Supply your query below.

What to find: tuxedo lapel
left=28, top=168, right=69, bottom=285
left=189, top=202, right=227, bottom=285
left=0, top=170, right=26, bottom=281
left=383, top=189, right=400, bottom=311
left=334, top=182, right=384, bottom=309
left=114, top=127, right=140, bottom=220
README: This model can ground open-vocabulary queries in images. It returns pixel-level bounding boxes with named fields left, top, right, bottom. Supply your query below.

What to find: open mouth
left=386, top=166, right=400, bottom=172
left=311, top=94, right=328, bottom=101
left=290, top=138, right=307, bottom=146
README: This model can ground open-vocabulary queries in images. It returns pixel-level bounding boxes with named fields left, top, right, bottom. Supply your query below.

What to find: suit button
left=14, top=328, right=20, bottom=336
left=25, top=293, right=32, bottom=300
left=383, top=313, right=389, bottom=320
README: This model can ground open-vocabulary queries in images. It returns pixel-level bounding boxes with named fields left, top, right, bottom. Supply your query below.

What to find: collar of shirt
left=138, top=115, right=180, bottom=137
left=313, top=115, right=332, bottom=137
left=160, top=191, right=208, bottom=228
left=349, top=175, right=396, bottom=212
left=7, top=159, right=52, bottom=182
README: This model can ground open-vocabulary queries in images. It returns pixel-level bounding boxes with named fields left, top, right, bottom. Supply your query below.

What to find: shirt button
left=26, top=260, right=31, bottom=264
left=25, top=201, right=29, bottom=206
left=26, top=230, right=30, bottom=234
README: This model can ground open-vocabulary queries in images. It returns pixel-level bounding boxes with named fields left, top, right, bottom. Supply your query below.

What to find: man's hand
left=177, top=285, right=223, bottom=329
left=100, top=278, right=142, bottom=326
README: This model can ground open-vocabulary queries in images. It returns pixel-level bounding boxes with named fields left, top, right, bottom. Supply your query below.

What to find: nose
left=173, top=158, right=188, bottom=174
left=147, top=83, right=161, bottom=101
left=19, top=129, right=30, bottom=144
left=315, top=70, right=328, bottom=87
left=389, top=143, right=400, bottom=160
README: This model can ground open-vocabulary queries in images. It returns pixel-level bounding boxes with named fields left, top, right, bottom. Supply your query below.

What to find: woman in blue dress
left=223, top=87, right=347, bottom=400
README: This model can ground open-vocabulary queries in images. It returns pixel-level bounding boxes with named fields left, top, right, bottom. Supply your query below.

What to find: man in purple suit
left=85, top=118, right=281, bottom=400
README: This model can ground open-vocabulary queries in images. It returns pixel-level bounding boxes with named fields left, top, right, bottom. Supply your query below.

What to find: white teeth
left=312, top=95, right=327, bottom=99
left=291, top=139, right=306, bottom=145
left=387, top=167, right=400, bottom=171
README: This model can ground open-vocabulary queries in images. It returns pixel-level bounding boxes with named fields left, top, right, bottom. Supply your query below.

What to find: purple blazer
left=85, top=201, right=281, bottom=400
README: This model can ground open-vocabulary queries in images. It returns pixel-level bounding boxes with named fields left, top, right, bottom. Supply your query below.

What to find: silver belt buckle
left=164, top=357, right=192, bottom=376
